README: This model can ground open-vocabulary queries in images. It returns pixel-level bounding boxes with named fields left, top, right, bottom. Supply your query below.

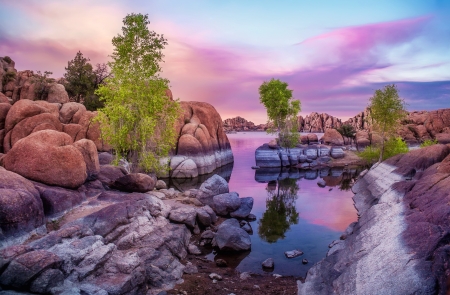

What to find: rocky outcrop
left=321, top=128, right=344, bottom=146
left=223, top=116, right=267, bottom=132
left=298, top=112, right=342, bottom=133
left=298, top=144, right=450, bottom=294
left=170, top=101, right=233, bottom=178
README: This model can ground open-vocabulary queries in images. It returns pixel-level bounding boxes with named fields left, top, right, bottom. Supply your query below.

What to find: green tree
left=258, top=79, right=301, bottom=148
left=336, top=124, right=356, bottom=144
left=367, top=84, right=407, bottom=162
left=96, top=13, right=180, bottom=173
left=64, top=51, right=95, bottom=103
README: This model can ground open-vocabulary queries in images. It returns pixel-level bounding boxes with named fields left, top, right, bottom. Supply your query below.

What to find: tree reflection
left=258, top=178, right=299, bottom=243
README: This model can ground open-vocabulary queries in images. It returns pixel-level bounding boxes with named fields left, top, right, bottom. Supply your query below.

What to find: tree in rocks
left=96, top=13, right=180, bottom=174
left=258, top=79, right=301, bottom=148
left=367, top=84, right=407, bottom=162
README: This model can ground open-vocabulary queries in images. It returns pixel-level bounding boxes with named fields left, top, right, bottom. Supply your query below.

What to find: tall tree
left=96, top=13, right=179, bottom=173
left=64, top=51, right=95, bottom=103
left=368, top=84, right=407, bottom=162
left=258, top=79, right=301, bottom=148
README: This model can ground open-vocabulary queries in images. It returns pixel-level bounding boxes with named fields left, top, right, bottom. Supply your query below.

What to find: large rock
left=355, top=130, right=370, bottom=147
left=255, top=144, right=281, bottom=168
left=322, top=128, right=344, bottom=146
left=170, top=156, right=198, bottom=178
left=46, top=83, right=69, bottom=103
left=196, top=174, right=229, bottom=206
left=173, top=101, right=233, bottom=177
left=33, top=182, right=85, bottom=216
left=97, top=165, right=127, bottom=187
left=214, top=218, right=251, bottom=251
left=73, top=139, right=100, bottom=180
left=112, top=173, right=156, bottom=193
left=3, top=130, right=87, bottom=189
left=0, top=167, right=44, bottom=240
left=169, top=207, right=197, bottom=228
left=230, top=197, right=254, bottom=219
left=330, top=147, right=345, bottom=159
left=298, top=112, right=342, bottom=133
left=213, top=192, right=241, bottom=216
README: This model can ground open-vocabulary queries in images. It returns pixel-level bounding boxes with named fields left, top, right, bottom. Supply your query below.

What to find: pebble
left=246, top=213, right=257, bottom=221
left=302, top=259, right=308, bottom=264
left=240, top=272, right=251, bottom=280
left=262, top=258, right=274, bottom=269
left=188, top=244, right=202, bottom=255
left=273, top=274, right=282, bottom=278
left=216, top=259, right=228, bottom=267
left=285, top=249, right=304, bottom=258
left=209, top=273, right=222, bottom=280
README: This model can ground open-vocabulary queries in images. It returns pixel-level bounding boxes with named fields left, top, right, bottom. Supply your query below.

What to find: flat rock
left=112, top=173, right=156, bottom=193
left=284, top=249, right=303, bottom=258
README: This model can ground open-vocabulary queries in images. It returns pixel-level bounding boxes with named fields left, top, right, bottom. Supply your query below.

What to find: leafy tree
left=336, top=124, right=356, bottom=143
left=64, top=51, right=95, bottom=103
left=96, top=13, right=180, bottom=173
left=259, top=79, right=301, bottom=148
left=32, top=70, right=54, bottom=100
left=367, top=84, right=407, bottom=162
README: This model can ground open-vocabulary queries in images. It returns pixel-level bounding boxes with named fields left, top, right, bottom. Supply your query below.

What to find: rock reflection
left=258, top=178, right=299, bottom=243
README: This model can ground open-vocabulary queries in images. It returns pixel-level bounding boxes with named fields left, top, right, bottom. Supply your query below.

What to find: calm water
left=169, top=132, right=361, bottom=277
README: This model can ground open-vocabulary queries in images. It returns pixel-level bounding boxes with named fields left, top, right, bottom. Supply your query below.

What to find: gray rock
left=97, top=165, right=128, bottom=187
left=255, top=145, right=281, bottom=168
left=201, top=230, right=215, bottom=240
left=171, top=158, right=199, bottom=179
left=34, top=182, right=85, bottom=216
left=209, top=273, right=222, bottom=280
left=279, top=150, right=290, bottom=166
left=284, top=249, right=303, bottom=258
left=155, top=180, right=167, bottom=190
left=247, top=213, right=257, bottom=221
left=29, top=268, right=64, bottom=293
left=196, top=174, right=229, bottom=207
left=240, top=221, right=253, bottom=234
left=169, top=207, right=197, bottom=228
left=183, top=262, right=198, bottom=274
left=302, top=259, right=308, bottom=264
left=318, top=146, right=330, bottom=157
left=305, top=147, right=318, bottom=159
left=230, top=197, right=254, bottom=219
left=262, top=258, right=274, bottom=269
left=318, top=156, right=331, bottom=163
left=188, top=244, right=202, bottom=255
left=196, top=208, right=212, bottom=227
left=330, top=147, right=345, bottom=159
left=215, top=219, right=251, bottom=251
left=112, top=173, right=156, bottom=193
left=213, top=192, right=241, bottom=216
left=98, top=152, right=113, bottom=165
left=317, top=179, right=326, bottom=188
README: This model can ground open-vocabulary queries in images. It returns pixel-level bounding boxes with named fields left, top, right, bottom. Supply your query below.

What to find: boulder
left=169, top=207, right=197, bottom=228
left=97, top=165, right=127, bottom=187
left=0, top=167, right=44, bottom=239
left=59, top=102, right=86, bottom=124
left=196, top=174, right=229, bottom=206
left=322, top=128, right=344, bottom=146
left=170, top=156, right=198, bottom=178
left=0, top=103, right=11, bottom=129
left=73, top=139, right=100, bottom=180
left=213, top=192, right=241, bottom=216
left=98, top=152, right=113, bottom=165
left=255, top=144, right=281, bottom=168
left=330, top=147, right=345, bottom=159
left=230, top=197, right=254, bottom=219
left=298, top=112, right=342, bottom=133
left=356, top=130, right=370, bottom=147
left=268, top=139, right=278, bottom=149
left=300, top=135, right=309, bottom=144
left=307, top=133, right=319, bottom=143
left=155, top=180, right=167, bottom=190
left=435, top=132, right=450, bottom=144
left=262, top=258, right=274, bottom=269
left=3, top=130, right=87, bottom=189
left=214, top=218, right=251, bottom=251
left=33, top=182, right=85, bottom=216
left=112, top=173, right=156, bottom=193
left=305, top=147, right=318, bottom=159
left=46, top=83, right=69, bottom=103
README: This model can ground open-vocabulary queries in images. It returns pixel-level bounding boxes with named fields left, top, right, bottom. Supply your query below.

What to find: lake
left=170, top=132, right=362, bottom=277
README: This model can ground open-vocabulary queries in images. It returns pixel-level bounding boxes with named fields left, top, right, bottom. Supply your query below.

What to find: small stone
left=155, top=180, right=167, bottom=190
left=302, top=259, right=308, bottom=264
left=240, top=272, right=251, bottom=280
left=317, top=179, right=326, bottom=188
left=273, top=274, right=282, bottom=278
left=209, top=273, right=222, bottom=280
left=212, top=279, right=217, bottom=283
left=184, top=262, right=198, bottom=274
left=201, top=230, right=215, bottom=239
left=246, top=213, right=257, bottom=221
left=284, top=249, right=304, bottom=258
left=188, top=244, right=202, bottom=255
left=215, top=259, right=228, bottom=267
left=262, top=258, right=274, bottom=269
left=254, top=285, right=260, bottom=289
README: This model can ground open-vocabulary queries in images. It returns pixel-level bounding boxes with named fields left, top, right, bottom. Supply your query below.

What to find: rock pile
left=223, top=116, right=267, bottom=132
left=298, top=112, right=342, bottom=133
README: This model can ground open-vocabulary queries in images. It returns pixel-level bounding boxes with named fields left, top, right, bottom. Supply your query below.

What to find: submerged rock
left=284, top=250, right=303, bottom=258
left=262, top=258, right=274, bottom=269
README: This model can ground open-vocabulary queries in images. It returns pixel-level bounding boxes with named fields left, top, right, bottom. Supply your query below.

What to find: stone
left=262, top=258, right=274, bottom=269
left=355, top=130, right=370, bottom=147
left=196, top=208, right=212, bottom=227
left=240, top=221, right=253, bottom=234
left=73, top=139, right=100, bottom=180
left=268, top=139, right=278, bottom=149
left=0, top=167, right=44, bottom=239
left=155, top=180, right=167, bottom=190
left=302, top=259, right=308, bottom=264
left=0, top=250, right=62, bottom=288
left=246, top=213, right=257, bottom=221
left=34, top=182, right=85, bottom=216
left=284, top=249, right=303, bottom=258
left=188, top=244, right=201, bottom=255
left=322, top=128, right=344, bottom=145
left=305, top=147, right=318, bottom=159
left=3, top=130, right=87, bottom=189
left=317, top=179, right=326, bottom=188
left=307, top=133, right=319, bottom=143
left=112, top=173, right=156, bottom=193
left=170, top=157, right=198, bottom=178
left=196, top=174, right=229, bottom=207
left=59, top=102, right=86, bottom=124
left=98, top=152, right=113, bottom=165
left=298, top=113, right=342, bottom=133
left=183, top=262, right=198, bottom=274
left=209, top=273, right=222, bottom=280
left=330, top=147, right=345, bottom=159
left=97, top=165, right=127, bottom=187
left=213, top=192, right=241, bottom=216
left=230, top=197, right=254, bottom=219
left=29, top=268, right=64, bottom=293
left=215, top=258, right=228, bottom=267
left=255, top=144, right=281, bottom=168
left=47, top=83, right=69, bottom=103
left=169, top=207, right=197, bottom=228
left=215, top=218, right=251, bottom=251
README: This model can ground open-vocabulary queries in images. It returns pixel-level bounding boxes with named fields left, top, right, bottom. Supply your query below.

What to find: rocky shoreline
left=298, top=144, right=450, bottom=295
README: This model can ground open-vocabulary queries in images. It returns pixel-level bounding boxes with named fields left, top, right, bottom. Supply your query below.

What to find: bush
left=3, top=56, right=12, bottom=63
left=358, top=137, right=408, bottom=164
left=420, top=139, right=438, bottom=148
left=3, top=70, right=16, bottom=83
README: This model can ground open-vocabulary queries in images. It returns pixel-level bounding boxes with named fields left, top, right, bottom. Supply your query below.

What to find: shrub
left=420, top=139, right=438, bottom=148
left=358, top=145, right=380, bottom=164
left=358, top=137, right=408, bottom=164
left=3, top=70, right=16, bottom=83
left=3, top=56, right=12, bottom=63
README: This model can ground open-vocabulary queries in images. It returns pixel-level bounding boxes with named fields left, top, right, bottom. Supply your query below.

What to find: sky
left=1, top=0, right=449, bottom=123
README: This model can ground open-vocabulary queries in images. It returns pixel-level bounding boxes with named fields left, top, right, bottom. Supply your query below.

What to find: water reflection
left=258, top=178, right=299, bottom=243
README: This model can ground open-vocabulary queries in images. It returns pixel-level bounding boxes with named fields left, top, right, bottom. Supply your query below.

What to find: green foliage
left=3, top=70, right=16, bottom=84
left=32, top=71, right=54, bottom=100
left=258, top=78, right=301, bottom=148
left=420, top=139, right=438, bottom=148
left=336, top=124, right=356, bottom=139
left=96, top=13, right=180, bottom=173
left=3, top=56, right=12, bottom=63
left=258, top=178, right=299, bottom=243
left=64, top=51, right=95, bottom=103
left=358, top=137, right=408, bottom=164
left=368, top=84, right=407, bottom=162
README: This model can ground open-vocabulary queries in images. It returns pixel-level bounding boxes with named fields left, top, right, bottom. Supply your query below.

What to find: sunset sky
left=1, top=0, right=449, bottom=123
